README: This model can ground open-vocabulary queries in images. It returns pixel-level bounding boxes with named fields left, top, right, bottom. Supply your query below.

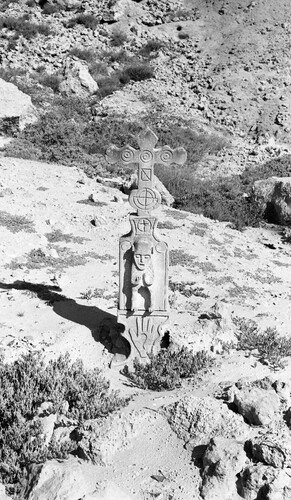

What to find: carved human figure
left=131, top=237, right=154, bottom=312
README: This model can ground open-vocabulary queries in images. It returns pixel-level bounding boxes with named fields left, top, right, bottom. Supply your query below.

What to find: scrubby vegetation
left=122, top=347, right=210, bottom=390
left=110, top=29, right=128, bottom=47
left=3, top=67, right=291, bottom=230
left=0, top=15, right=52, bottom=40
left=67, top=13, right=99, bottom=30
left=235, top=319, right=291, bottom=369
left=0, top=352, right=127, bottom=497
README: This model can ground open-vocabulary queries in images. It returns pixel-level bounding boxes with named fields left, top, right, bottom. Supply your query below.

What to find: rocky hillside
left=1, top=0, right=291, bottom=172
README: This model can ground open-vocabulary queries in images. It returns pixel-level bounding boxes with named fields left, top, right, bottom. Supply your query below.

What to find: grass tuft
left=0, top=211, right=35, bottom=233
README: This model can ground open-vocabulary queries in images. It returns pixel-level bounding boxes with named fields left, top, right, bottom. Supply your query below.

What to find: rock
left=266, top=469, right=291, bottom=500
left=0, top=183, right=13, bottom=196
left=113, top=193, right=124, bottom=203
left=162, top=395, right=249, bottom=450
left=237, top=464, right=278, bottom=499
left=237, top=464, right=291, bottom=500
left=38, top=413, right=57, bottom=445
left=77, top=410, right=159, bottom=465
left=253, top=177, right=291, bottom=225
left=232, top=378, right=281, bottom=426
left=0, top=483, right=12, bottom=500
left=200, top=437, right=247, bottom=500
left=0, top=78, right=37, bottom=132
left=59, top=57, right=98, bottom=97
left=36, top=401, right=54, bottom=417
left=285, top=407, right=291, bottom=428
left=251, top=427, right=291, bottom=468
left=83, top=481, right=137, bottom=500
left=27, top=458, right=100, bottom=500
left=198, top=301, right=237, bottom=351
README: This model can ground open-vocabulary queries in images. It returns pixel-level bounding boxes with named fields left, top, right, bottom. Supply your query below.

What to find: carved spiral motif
left=139, top=150, right=153, bottom=163
left=159, top=149, right=173, bottom=163
left=121, top=148, right=135, bottom=162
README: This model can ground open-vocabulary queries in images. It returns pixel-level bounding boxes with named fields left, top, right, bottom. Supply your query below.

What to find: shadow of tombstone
left=0, top=280, right=130, bottom=360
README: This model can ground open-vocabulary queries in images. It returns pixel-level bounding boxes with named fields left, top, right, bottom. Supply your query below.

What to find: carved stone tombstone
left=106, top=128, right=187, bottom=362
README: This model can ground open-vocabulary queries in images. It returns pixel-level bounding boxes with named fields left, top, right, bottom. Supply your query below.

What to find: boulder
left=27, top=458, right=100, bottom=500
left=251, top=427, right=291, bottom=468
left=200, top=437, right=247, bottom=500
left=253, top=177, right=291, bottom=225
left=0, top=78, right=37, bottom=132
left=266, top=469, right=291, bottom=500
left=231, top=377, right=281, bottom=426
left=237, top=464, right=291, bottom=500
left=76, top=409, right=159, bottom=465
left=27, top=460, right=137, bottom=500
left=162, top=395, right=250, bottom=449
left=0, top=484, right=12, bottom=500
left=237, top=464, right=277, bottom=499
left=59, top=58, right=98, bottom=97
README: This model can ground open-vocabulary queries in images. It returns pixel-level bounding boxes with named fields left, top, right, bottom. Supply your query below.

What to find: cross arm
left=154, top=146, right=187, bottom=167
left=106, top=144, right=138, bottom=165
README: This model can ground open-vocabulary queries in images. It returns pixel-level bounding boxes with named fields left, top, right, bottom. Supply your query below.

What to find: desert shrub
left=122, top=348, right=210, bottom=391
left=119, top=63, right=154, bottom=84
left=169, top=176, right=263, bottom=230
left=154, top=121, right=227, bottom=166
left=37, top=72, right=61, bottom=92
left=69, top=46, right=96, bottom=63
left=236, top=319, right=291, bottom=369
left=95, top=75, right=121, bottom=97
left=0, top=66, right=26, bottom=82
left=100, top=48, right=129, bottom=64
left=241, top=155, right=291, bottom=185
left=67, top=13, right=99, bottom=29
left=0, top=16, right=52, bottom=39
left=4, top=110, right=226, bottom=178
left=110, top=29, right=128, bottom=47
left=41, top=2, right=62, bottom=14
left=140, top=39, right=164, bottom=57
left=0, top=352, right=127, bottom=496
left=89, top=61, right=109, bottom=82
left=178, top=31, right=190, bottom=40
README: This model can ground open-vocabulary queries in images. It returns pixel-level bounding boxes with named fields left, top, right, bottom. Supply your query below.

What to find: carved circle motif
left=160, top=149, right=173, bottom=163
left=129, top=188, right=161, bottom=212
left=139, top=150, right=153, bottom=163
left=155, top=242, right=166, bottom=253
left=120, top=241, right=131, bottom=252
left=121, top=148, right=134, bottom=163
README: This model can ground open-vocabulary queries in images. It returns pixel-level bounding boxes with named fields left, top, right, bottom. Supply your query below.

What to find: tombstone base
left=117, top=309, right=169, bottom=363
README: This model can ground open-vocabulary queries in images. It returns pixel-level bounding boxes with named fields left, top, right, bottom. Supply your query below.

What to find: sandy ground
left=1, top=156, right=291, bottom=499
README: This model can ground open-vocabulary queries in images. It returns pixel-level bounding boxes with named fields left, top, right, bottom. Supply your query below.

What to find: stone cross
left=106, top=127, right=187, bottom=363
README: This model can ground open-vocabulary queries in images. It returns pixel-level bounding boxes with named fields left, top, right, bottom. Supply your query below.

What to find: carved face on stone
left=133, top=238, right=153, bottom=271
